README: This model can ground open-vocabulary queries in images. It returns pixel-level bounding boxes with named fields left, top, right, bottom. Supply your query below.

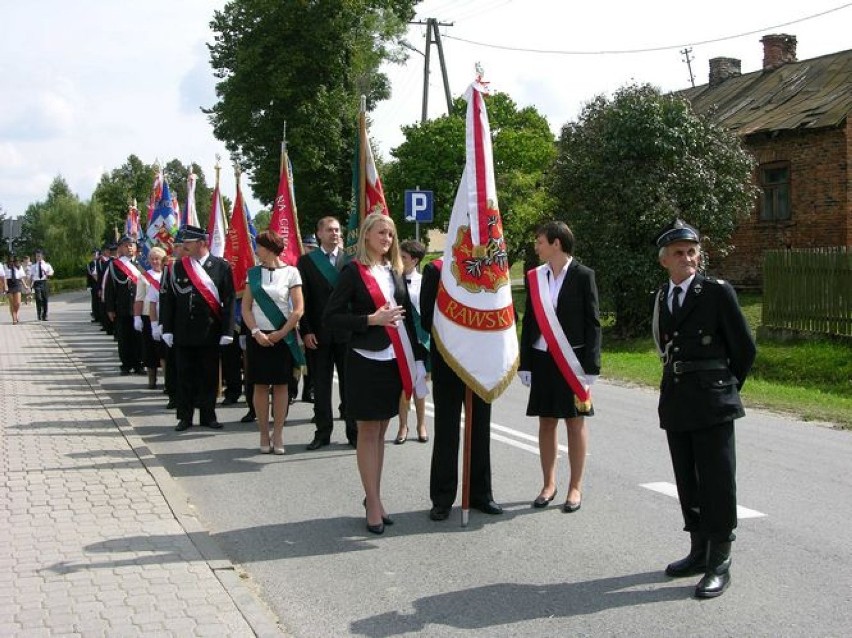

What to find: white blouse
left=249, top=265, right=302, bottom=330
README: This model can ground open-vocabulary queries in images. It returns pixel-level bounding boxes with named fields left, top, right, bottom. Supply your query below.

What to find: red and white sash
left=142, top=269, right=161, bottom=292
left=354, top=261, right=417, bottom=400
left=527, top=265, right=590, bottom=403
left=182, top=257, right=222, bottom=319
left=113, top=258, right=140, bottom=284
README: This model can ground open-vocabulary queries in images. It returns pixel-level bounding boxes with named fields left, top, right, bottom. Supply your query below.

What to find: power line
left=442, top=3, right=852, bottom=55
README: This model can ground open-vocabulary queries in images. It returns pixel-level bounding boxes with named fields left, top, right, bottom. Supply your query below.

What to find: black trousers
left=312, top=340, right=356, bottom=441
left=666, top=421, right=737, bottom=542
left=429, top=350, right=494, bottom=508
left=175, top=344, right=219, bottom=425
left=90, top=288, right=99, bottom=319
left=33, top=281, right=49, bottom=319
left=220, top=334, right=243, bottom=402
left=114, top=315, right=142, bottom=372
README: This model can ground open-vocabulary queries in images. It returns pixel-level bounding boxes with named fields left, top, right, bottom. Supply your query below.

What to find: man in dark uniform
left=421, top=259, right=503, bottom=521
left=160, top=225, right=236, bottom=432
left=297, top=216, right=356, bottom=449
left=86, top=248, right=100, bottom=322
left=104, top=236, right=144, bottom=375
left=96, top=243, right=115, bottom=335
left=653, top=218, right=756, bottom=599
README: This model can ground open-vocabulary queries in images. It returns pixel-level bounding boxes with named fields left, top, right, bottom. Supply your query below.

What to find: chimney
left=762, top=34, right=797, bottom=71
left=709, top=57, right=742, bottom=87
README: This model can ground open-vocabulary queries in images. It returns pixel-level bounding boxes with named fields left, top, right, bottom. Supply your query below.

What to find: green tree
left=16, top=177, right=105, bottom=277
left=383, top=92, right=556, bottom=262
left=207, top=0, right=416, bottom=233
left=91, top=155, right=155, bottom=242
left=549, top=83, right=757, bottom=337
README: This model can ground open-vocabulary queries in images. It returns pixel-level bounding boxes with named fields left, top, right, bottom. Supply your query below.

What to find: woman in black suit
left=519, top=221, right=601, bottom=514
left=323, top=213, right=425, bottom=535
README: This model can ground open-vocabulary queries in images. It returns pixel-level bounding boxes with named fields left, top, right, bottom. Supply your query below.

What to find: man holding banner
left=160, top=225, right=236, bottom=432
left=519, top=221, right=601, bottom=514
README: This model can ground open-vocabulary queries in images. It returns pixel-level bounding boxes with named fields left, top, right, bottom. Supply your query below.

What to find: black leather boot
left=665, top=532, right=707, bottom=577
left=695, top=541, right=732, bottom=598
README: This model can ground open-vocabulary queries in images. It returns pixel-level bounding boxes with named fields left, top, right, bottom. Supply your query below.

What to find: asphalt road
left=51, top=292, right=852, bottom=637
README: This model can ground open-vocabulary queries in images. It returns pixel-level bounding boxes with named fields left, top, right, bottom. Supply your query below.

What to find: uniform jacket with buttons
left=103, top=258, right=138, bottom=317
left=159, top=255, right=236, bottom=347
left=654, top=273, right=756, bottom=431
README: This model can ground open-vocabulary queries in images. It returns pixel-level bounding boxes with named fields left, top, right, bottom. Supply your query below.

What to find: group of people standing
left=89, top=211, right=754, bottom=600
left=1, top=250, right=54, bottom=324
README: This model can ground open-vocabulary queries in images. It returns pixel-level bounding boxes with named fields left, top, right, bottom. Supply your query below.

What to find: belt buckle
left=672, top=361, right=684, bottom=375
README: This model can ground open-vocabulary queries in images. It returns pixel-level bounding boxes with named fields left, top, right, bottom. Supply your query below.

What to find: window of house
left=759, top=163, right=791, bottom=221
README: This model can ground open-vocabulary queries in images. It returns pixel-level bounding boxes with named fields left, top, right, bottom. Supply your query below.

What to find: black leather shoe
left=471, top=500, right=503, bottom=515
left=174, top=420, right=191, bottom=432
left=666, top=533, right=707, bottom=577
left=429, top=506, right=451, bottom=521
left=561, top=499, right=582, bottom=513
left=532, top=490, right=557, bottom=509
left=301, top=392, right=313, bottom=403
left=202, top=421, right=223, bottom=429
left=240, top=411, right=257, bottom=423
left=221, top=396, right=239, bottom=406
left=366, top=521, right=385, bottom=535
left=362, top=498, right=393, bottom=525
left=165, top=399, right=176, bottom=410
left=695, top=541, right=732, bottom=598
left=306, top=437, right=330, bottom=451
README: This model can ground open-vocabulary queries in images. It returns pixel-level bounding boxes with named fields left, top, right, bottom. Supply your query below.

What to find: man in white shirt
left=29, top=249, right=54, bottom=321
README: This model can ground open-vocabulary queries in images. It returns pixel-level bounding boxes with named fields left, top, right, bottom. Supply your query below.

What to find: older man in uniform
left=104, top=236, right=144, bottom=375
left=653, top=218, right=756, bottom=598
left=160, top=226, right=236, bottom=432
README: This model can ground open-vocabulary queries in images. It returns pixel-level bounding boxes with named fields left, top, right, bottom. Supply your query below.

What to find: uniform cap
left=654, top=218, right=700, bottom=248
left=180, top=225, right=207, bottom=242
left=117, top=235, right=134, bottom=245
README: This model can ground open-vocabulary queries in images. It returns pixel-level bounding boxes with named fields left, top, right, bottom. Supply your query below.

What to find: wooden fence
left=763, top=247, right=852, bottom=337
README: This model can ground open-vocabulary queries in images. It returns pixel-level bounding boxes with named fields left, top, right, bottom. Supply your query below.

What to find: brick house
left=679, top=34, right=852, bottom=287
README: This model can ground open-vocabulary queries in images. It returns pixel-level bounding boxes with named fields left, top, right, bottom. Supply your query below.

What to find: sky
left=1, top=0, right=850, bottom=220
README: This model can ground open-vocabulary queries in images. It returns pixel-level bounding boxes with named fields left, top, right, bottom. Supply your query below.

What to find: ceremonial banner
left=345, top=96, right=389, bottom=254
left=146, top=168, right=163, bottom=224
left=184, top=170, right=199, bottom=228
left=224, top=178, right=255, bottom=295
left=271, top=155, right=303, bottom=266
left=124, top=202, right=140, bottom=241
left=207, top=183, right=226, bottom=258
left=431, top=79, right=519, bottom=402
left=146, top=179, right=178, bottom=255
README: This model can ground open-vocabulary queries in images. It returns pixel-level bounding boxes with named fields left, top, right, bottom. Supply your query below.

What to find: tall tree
left=91, top=155, right=155, bottom=241
left=549, top=83, right=757, bottom=337
left=383, top=92, right=556, bottom=263
left=207, top=0, right=416, bottom=233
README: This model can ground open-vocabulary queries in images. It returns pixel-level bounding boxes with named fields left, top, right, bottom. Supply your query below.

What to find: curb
left=46, top=323, right=288, bottom=638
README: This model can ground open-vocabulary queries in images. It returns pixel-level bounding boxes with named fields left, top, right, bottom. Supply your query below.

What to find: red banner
left=224, top=186, right=255, bottom=295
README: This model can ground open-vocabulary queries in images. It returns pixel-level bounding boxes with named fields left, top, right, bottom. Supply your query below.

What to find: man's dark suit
left=297, top=249, right=356, bottom=445
left=654, top=273, right=756, bottom=541
left=519, top=260, right=601, bottom=377
left=421, top=261, right=495, bottom=510
left=96, top=257, right=113, bottom=334
left=160, top=255, right=235, bottom=426
left=104, top=258, right=143, bottom=373
left=86, top=258, right=99, bottom=320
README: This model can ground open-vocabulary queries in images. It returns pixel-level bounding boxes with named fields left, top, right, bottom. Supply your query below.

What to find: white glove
left=151, top=322, right=162, bottom=341
left=162, top=333, right=174, bottom=348
left=517, top=370, right=531, bottom=387
left=219, top=335, right=234, bottom=346
left=133, top=316, right=143, bottom=332
left=586, top=375, right=598, bottom=386
left=414, top=361, right=429, bottom=399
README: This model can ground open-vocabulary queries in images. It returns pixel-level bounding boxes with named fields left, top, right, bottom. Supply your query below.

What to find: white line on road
left=640, top=482, right=767, bottom=519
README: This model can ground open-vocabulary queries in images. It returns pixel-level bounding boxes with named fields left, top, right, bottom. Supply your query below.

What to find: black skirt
left=246, top=331, right=294, bottom=385
left=6, top=279, right=22, bottom=294
left=344, top=351, right=402, bottom=421
left=526, top=348, right=595, bottom=419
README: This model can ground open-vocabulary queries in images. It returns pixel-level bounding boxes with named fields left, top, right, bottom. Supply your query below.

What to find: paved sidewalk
left=0, top=306, right=282, bottom=636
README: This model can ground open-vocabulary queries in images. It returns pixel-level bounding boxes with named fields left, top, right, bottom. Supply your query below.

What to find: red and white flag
left=270, top=135, right=303, bottom=266
left=431, top=78, right=519, bottom=402
left=184, top=170, right=200, bottom=228
left=224, top=175, right=256, bottom=295
left=207, top=183, right=226, bottom=258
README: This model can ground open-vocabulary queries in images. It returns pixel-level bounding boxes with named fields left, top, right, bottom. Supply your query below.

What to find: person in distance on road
left=652, top=217, right=756, bottom=599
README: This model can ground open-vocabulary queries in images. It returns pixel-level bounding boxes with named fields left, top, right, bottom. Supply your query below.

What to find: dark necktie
left=38, top=262, right=44, bottom=279
left=671, top=285, right=682, bottom=318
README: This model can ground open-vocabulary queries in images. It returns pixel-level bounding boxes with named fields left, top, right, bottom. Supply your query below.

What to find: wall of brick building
left=715, top=124, right=850, bottom=287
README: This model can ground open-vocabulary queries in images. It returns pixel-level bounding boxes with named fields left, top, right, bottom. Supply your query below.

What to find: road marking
left=640, top=482, right=766, bottom=519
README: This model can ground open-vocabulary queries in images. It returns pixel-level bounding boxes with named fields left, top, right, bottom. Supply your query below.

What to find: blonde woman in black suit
left=324, top=213, right=426, bottom=535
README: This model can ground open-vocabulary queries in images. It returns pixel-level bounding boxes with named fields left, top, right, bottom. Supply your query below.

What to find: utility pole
left=410, top=18, right=454, bottom=121
left=681, top=47, right=695, bottom=88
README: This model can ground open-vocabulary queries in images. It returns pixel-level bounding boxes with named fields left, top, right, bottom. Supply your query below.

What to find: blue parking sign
left=404, top=190, right=434, bottom=223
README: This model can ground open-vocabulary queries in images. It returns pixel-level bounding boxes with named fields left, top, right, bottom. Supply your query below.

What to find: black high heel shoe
left=366, top=521, right=385, bottom=535
left=363, top=498, right=394, bottom=525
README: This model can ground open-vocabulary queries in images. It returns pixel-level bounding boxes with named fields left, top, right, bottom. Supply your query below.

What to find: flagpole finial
left=282, top=122, right=287, bottom=142
left=475, top=62, right=485, bottom=81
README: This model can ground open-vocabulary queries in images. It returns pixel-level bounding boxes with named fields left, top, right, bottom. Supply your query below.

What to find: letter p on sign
left=404, top=190, right=434, bottom=223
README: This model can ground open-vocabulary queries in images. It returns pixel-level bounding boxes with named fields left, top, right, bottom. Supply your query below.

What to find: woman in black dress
left=323, top=213, right=426, bottom=534
left=4, top=256, right=26, bottom=324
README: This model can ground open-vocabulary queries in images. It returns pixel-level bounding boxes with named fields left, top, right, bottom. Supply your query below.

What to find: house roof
left=678, top=48, right=852, bottom=136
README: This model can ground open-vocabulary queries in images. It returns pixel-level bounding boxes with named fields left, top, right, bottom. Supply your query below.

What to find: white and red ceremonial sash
left=141, top=269, right=161, bottom=292
left=527, top=265, right=590, bottom=403
left=354, top=261, right=416, bottom=400
left=113, top=259, right=140, bottom=284
left=182, top=257, right=221, bottom=319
